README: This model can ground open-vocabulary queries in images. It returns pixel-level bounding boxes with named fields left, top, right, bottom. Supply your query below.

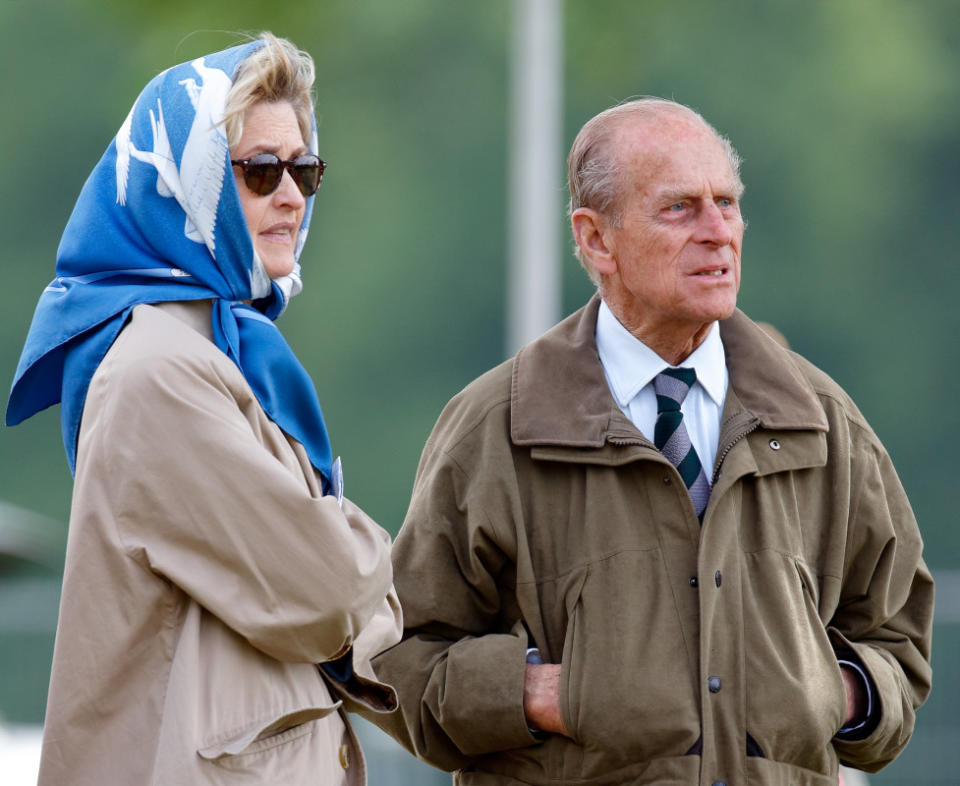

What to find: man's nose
left=694, top=202, right=733, bottom=246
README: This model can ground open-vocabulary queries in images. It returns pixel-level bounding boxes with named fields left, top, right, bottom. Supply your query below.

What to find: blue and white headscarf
left=6, top=40, right=334, bottom=488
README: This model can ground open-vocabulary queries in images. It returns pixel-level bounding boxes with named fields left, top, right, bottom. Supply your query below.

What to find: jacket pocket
left=794, top=557, right=848, bottom=735
left=191, top=610, right=345, bottom=762
left=197, top=703, right=341, bottom=760
left=742, top=553, right=846, bottom=773
left=558, top=549, right=699, bottom=771
left=557, top=568, right=586, bottom=743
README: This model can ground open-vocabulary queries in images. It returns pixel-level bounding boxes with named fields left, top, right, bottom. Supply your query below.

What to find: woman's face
left=232, top=101, right=307, bottom=280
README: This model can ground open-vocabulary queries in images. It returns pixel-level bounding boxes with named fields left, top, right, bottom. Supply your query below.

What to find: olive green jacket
left=371, top=296, right=932, bottom=785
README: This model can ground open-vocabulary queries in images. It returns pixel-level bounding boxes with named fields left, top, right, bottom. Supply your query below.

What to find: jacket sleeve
left=829, top=423, right=934, bottom=771
left=78, top=339, right=394, bottom=665
left=324, top=550, right=404, bottom=717
left=369, top=429, right=538, bottom=772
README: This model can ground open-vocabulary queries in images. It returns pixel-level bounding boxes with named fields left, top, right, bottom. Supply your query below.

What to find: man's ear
left=571, top=208, right=617, bottom=276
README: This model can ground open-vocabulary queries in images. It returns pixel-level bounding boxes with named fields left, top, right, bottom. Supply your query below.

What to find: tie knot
left=654, top=367, right=697, bottom=412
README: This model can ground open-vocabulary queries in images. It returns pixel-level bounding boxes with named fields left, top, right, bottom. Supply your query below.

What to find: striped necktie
left=653, top=367, right=711, bottom=518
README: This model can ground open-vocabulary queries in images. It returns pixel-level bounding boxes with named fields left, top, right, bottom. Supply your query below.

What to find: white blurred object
left=839, top=764, right=870, bottom=785
left=0, top=500, right=64, bottom=566
left=506, top=0, right=563, bottom=354
left=0, top=724, right=42, bottom=785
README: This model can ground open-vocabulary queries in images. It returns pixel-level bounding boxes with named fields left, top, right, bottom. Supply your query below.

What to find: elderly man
left=372, top=98, right=932, bottom=785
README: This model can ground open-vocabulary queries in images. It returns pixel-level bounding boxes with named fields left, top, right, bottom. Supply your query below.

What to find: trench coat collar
left=510, top=293, right=828, bottom=448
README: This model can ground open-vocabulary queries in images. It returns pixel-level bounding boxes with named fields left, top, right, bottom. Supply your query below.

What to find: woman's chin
left=261, top=253, right=296, bottom=281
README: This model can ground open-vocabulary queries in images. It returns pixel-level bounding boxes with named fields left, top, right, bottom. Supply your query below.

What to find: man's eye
left=717, top=198, right=733, bottom=208
left=668, top=202, right=685, bottom=212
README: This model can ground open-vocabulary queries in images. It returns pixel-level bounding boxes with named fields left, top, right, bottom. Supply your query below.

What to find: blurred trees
left=1, top=2, right=956, bottom=779
left=5, top=0, right=955, bottom=550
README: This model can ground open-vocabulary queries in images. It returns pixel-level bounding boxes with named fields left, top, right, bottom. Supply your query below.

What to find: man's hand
left=841, top=664, right=867, bottom=726
left=523, top=663, right=569, bottom=736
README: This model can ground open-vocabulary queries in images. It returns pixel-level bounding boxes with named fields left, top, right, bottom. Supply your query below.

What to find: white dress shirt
left=595, top=299, right=728, bottom=476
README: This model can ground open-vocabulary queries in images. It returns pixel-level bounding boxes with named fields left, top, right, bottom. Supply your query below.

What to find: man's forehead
left=613, top=114, right=739, bottom=193
left=614, top=106, right=705, bottom=141
left=615, top=112, right=718, bottom=158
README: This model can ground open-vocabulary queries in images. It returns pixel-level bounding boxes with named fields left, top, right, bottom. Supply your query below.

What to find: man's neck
left=606, top=307, right=713, bottom=365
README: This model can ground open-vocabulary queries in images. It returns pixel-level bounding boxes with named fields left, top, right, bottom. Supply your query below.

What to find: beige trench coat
left=371, top=296, right=933, bottom=785
left=38, top=300, right=401, bottom=785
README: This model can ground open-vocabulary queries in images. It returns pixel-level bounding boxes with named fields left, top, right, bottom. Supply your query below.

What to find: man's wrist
left=524, top=648, right=548, bottom=738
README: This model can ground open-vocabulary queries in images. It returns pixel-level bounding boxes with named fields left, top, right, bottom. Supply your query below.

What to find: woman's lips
left=260, top=223, right=297, bottom=243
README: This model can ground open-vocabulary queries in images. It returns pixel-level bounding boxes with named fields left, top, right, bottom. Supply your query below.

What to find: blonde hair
left=223, top=32, right=316, bottom=149
left=567, top=97, right=743, bottom=284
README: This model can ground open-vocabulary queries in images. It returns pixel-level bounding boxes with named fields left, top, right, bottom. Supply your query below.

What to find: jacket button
left=715, top=570, right=722, bottom=587
left=769, top=438, right=781, bottom=450
left=663, top=476, right=671, bottom=484
left=339, top=743, right=350, bottom=769
left=708, top=676, right=722, bottom=693
left=689, top=576, right=698, bottom=588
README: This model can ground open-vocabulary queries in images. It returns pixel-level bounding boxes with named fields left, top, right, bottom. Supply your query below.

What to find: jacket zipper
left=712, top=420, right=760, bottom=484
left=606, top=420, right=760, bottom=485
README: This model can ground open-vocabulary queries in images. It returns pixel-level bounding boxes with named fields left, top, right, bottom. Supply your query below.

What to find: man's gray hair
left=567, top=97, right=743, bottom=284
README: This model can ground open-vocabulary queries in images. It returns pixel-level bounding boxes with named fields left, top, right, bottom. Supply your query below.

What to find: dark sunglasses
left=230, top=153, right=326, bottom=197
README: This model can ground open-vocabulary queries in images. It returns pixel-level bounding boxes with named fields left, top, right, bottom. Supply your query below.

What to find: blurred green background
left=1, top=1, right=956, bottom=783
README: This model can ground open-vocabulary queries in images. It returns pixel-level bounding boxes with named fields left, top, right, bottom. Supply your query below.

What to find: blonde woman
left=7, top=34, right=400, bottom=785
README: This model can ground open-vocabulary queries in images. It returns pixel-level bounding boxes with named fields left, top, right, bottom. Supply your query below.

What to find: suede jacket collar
left=511, top=294, right=828, bottom=449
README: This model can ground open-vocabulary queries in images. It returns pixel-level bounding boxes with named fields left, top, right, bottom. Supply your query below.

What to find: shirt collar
left=595, top=299, right=727, bottom=408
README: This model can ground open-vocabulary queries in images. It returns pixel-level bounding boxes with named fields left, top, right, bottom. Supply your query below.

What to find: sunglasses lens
left=244, top=154, right=283, bottom=196
left=292, top=155, right=323, bottom=197
left=234, top=154, right=325, bottom=197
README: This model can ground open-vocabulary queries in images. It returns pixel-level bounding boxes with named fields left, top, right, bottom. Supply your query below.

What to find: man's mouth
left=694, top=267, right=728, bottom=277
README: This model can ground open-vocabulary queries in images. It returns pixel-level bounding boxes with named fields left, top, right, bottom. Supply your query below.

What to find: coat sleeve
left=368, top=426, right=538, bottom=772
left=77, top=337, right=394, bottom=665
left=324, top=533, right=403, bottom=716
left=829, top=422, right=934, bottom=772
